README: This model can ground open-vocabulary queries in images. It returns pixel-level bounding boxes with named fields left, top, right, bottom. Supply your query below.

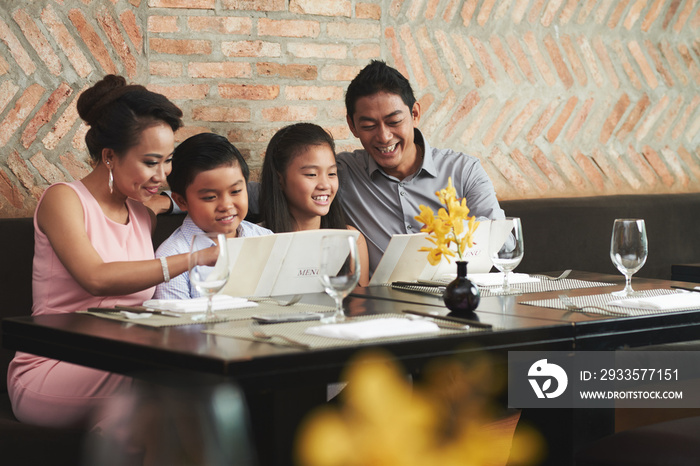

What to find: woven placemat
left=389, top=278, right=615, bottom=297
left=479, top=278, right=615, bottom=297
left=79, top=301, right=334, bottom=327
left=204, top=314, right=494, bottom=349
left=521, top=289, right=695, bottom=317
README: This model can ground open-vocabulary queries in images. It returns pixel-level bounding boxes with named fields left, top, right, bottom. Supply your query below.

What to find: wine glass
left=319, top=233, right=360, bottom=323
left=488, top=217, right=524, bottom=293
left=189, top=233, right=230, bottom=320
left=610, top=219, right=648, bottom=297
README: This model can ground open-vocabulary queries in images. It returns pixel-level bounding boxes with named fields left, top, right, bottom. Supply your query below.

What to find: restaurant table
left=4, top=271, right=700, bottom=465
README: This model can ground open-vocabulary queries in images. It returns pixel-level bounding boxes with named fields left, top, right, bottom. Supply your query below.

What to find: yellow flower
left=295, top=350, right=543, bottom=466
left=435, top=177, right=457, bottom=205
left=414, top=177, right=479, bottom=264
left=415, top=205, right=436, bottom=233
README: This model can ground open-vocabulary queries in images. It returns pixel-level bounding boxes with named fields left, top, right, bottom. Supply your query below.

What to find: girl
left=260, top=123, right=370, bottom=286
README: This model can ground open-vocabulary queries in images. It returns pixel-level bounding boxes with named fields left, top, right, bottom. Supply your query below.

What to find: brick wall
left=0, top=0, right=698, bottom=217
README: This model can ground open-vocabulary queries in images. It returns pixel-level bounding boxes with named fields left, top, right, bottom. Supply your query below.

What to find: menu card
left=222, top=229, right=359, bottom=297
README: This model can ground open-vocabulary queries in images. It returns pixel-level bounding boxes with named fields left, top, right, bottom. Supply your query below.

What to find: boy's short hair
left=345, top=60, right=416, bottom=120
left=167, top=133, right=249, bottom=197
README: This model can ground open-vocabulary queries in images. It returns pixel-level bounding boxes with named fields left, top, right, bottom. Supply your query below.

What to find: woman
left=7, top=75, right=195, bottom=429
left=259, top=123, right=370, bottom=286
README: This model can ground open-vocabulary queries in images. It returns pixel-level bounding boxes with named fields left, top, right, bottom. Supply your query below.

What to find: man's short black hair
left=345, top=60, right=417, bottom=120
left=167, top=132, right=249, bottom=197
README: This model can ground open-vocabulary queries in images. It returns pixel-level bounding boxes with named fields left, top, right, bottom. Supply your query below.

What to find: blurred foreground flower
left=295, top=350, right=542, bottom=466
left=415, top=177, right=480, bottom=266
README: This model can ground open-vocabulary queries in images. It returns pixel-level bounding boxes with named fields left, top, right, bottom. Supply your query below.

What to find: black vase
left=443, top=261, right=480, bottom=314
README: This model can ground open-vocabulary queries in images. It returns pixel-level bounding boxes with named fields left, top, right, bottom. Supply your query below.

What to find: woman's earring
left=108, top=167, right=114, bottom=194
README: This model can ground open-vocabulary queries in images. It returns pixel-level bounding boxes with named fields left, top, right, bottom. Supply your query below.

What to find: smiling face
left=280, top=144, right=338, bottom=230
left=109, top=122, right=175, bottom=203
left=347, top=91, right=421, bottom=180
left=174, top=163, right=248, bottom=237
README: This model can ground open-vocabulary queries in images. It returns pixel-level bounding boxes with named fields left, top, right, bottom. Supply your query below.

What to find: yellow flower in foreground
left=295, top=350, right=543, bottom=466
left=414, top=177, right=479, bottom=265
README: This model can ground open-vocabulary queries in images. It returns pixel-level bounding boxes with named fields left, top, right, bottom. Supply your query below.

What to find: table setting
left=203, top=312, right=493, bottom=350
left=81, top=288, right=336, bottom=328
left=522, top=288, right=700, bottom=317
left=390, top=271, right=616, bottom=298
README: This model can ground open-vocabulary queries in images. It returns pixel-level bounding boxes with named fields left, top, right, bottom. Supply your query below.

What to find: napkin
left=465, top=273, right=541, bottom=287
left=143, top=295, right=256, bottom=313
left=609, top=292, right=700, bottom=310
left=305, top=317, right=440, bottom=341
left=119, top=311, right=152, bottom=320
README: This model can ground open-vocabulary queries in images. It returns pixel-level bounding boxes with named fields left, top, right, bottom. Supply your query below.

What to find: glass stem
left=334, top=296, right=345, bottom=321
left=503, top=270, right=510, bottom=291
left=624, top=274, right=633, bottom=293
left=206, top=295, right=215, bottom=319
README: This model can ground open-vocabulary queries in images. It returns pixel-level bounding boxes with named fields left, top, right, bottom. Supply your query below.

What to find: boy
left=154, top=132, right=272, bottom=299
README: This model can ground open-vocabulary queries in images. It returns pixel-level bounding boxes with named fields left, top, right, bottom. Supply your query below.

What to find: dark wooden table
left=4, top=271, right=700, bottom=465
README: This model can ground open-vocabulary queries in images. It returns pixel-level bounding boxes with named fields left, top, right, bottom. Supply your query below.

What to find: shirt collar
left=182, top=215, right=207, bottom=237
left=417, top=129, right=438, bottom=178
left=367, top=128, right=437, bottom=180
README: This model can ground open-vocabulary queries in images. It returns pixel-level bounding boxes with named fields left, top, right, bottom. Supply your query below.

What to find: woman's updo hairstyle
left=77, top=75, right=183, bottom=163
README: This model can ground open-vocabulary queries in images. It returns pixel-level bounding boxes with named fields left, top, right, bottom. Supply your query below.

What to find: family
left=7, top=61, right=505, bottom=430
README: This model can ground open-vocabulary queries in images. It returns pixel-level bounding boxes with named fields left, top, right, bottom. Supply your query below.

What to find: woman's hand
left=195, top=245, right=222, bottom=267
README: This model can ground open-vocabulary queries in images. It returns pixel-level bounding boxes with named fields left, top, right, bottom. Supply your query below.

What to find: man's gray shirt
left=337, top=129, right=505, bottom=274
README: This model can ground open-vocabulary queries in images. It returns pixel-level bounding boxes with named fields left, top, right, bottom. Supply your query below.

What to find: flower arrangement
left=414, top=177, right=480, bottom=266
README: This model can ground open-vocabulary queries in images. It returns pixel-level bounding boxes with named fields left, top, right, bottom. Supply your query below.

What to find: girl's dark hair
left=76, top=75, right=183, bottom=163
left=345, top=60, right=416, bottom=121
left=167, top=132, right=249, bottom=197
left=260, top=123, right=347, bottom=233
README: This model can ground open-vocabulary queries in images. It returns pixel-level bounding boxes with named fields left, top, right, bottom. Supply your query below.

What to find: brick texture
left=0, top=0, right=699, bottom=217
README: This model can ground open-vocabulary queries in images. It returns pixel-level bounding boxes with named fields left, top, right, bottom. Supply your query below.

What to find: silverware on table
left=670, top=286, right=700, bottom=293
left=391, top=282, right=444, bottom=297
left=248, top=295, right=303, bottom=306
left=88, top=306, right=182, bottom=318
left=416, top=279, right=450, bottom=286
left=401, top=309, right=493, bottom=329
left=534, top=269, right=572, bottom=281
left=393, top=281, right=444, bottom=289
left=557, top=295, right=628, bottom=317
left=248, top=320, right=310, bottom=349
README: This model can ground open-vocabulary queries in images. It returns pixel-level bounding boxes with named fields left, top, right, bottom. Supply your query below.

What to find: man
left=337, top=60, right=505, bottom=274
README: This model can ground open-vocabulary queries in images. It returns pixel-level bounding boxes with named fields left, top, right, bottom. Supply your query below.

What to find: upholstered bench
left=671, top=263, right=700, bottom=283
left=500, top=193, right=700, bottom=280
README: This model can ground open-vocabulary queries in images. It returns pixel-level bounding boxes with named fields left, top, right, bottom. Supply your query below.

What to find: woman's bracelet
left=159, top=256, right=170, bottom=283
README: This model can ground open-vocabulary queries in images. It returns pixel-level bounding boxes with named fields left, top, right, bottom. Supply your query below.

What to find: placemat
left=390, top=278, right=615, bottom=298
left=79, top=302, right=334, bottom=327
left=204, top=314, right=494, bottom=349
left=521, top=289, right=695, bottom=317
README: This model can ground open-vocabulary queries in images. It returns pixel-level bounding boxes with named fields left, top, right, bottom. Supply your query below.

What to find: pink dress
left=7, top=181, right=156, bottom=429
